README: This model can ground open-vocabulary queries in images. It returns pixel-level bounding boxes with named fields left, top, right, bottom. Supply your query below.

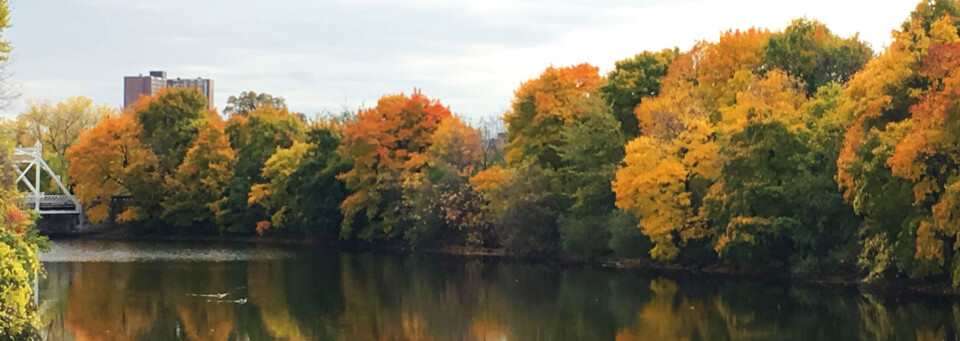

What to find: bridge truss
left=13, top=142, right=82, bottom=215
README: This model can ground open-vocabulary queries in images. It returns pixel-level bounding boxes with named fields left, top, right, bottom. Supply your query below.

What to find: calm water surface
left=37, top=240, right=960, bottom=340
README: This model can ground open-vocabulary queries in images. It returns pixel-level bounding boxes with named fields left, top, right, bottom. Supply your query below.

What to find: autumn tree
left=251, top=112, right=356, bottom=238
left=15, top=96, right=111, bottom=189
left=834, top=1, right=960, bottom=283
left=614, top=45, right=721, bottom=261
left=224, top=91, right=287, bottom=116
left=478, top=63, right=638, bottom=256
left=338, top=90, right=451, bottom=239
left=872, top=13, right=960, bottom=285
left=134, top=87, right=209, bottom=175
left=248, top=141, right=310, bottom=234
left=503, top=63, right=604, bottom=170
left=0, top=0, right=10, bottom=61
left=16, top=96, right=109, bottom=158
left=697, top=28, right=770, bottom=112
left=0, top=124, right=48, bottom=339
left=706, top=72, right=858, bottom=272
left=600, top=48, right=679, bottom=138
left=162, top=112, right=236, bottom=233
left=218, top=104, right=304, bottom=234
left=0, top=0, right=14, bottom=109
left=403, top=116, right=490, bottom=248
left=0, top=5, right=48, bottom=337
left=613, top=23, right=864, bottom=262
left=67, top=113, right=159, bottom=224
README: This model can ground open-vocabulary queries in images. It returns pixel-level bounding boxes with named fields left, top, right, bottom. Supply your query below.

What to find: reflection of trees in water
left=58, top=261, right=245, bottom=340
left=164, top=263, right=237, bottom=340
left=63, top=262, right=160, bottom=340
left=246, top=254, right=343, bottom=341
left=615, top=278, right=773, bottom=340
left=855, top=295, right=960, bottom=341
left=337, top=254, right=514, bottom=341
left=614, top=277, right=960, bottom=340
left=39, top=262, right=75, bottom=340
left=45, top=252, right=960, bottom=340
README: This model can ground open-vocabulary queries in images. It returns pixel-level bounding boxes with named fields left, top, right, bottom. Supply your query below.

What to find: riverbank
left=47, top=228, right=960, bottom=298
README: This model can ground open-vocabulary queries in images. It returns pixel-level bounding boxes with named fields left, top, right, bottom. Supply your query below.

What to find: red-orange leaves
left=891, top=43, right=960, bottom=189
left=338, top=90, right=452, bottom=238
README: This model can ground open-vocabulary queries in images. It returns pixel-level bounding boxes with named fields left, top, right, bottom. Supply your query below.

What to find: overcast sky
left=2, top=0, right=920, bottom=120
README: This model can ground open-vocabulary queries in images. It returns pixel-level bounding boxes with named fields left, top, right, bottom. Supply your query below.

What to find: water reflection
left=38, top=240, right=960, bottom=340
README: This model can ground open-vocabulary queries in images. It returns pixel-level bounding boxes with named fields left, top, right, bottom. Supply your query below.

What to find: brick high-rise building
left=123, top=71, right=215, bottom=109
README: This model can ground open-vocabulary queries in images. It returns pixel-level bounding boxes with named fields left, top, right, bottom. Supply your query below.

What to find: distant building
left=123, top=71, right=215, bottom=109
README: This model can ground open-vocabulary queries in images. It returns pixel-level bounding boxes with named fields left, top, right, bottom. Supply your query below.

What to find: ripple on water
left=40, top=239, right=296, bottom=262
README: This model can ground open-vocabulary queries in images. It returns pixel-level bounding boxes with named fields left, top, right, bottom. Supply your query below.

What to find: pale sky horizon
left=2, top=0, right=921, bottom=120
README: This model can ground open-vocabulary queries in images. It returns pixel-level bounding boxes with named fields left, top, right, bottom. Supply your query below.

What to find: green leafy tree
left=285, top=126, right=353, bottom=238
left=557, top=96, right=625, bottom=215
left=763, top=19, right=873, bottom=95
left=223, top=91, right=287, bottom=116
left=600, top=48, right=679, bottom=138
left=134, top=87, right=209, bottom=175
left=707, top=121, right=857, bottom=273
left=554, top=96, right=626, bottom=259
left=495, top=164, right=562, bottom=257
left=218, top=104, right=304, bottom=234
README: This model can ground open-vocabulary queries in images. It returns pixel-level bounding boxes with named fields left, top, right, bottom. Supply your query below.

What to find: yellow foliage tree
left=614, top=29, right=784, bottom=261
left=614, top=46, right=722, bottom=260
left=249, top=141, right=311, bottom=234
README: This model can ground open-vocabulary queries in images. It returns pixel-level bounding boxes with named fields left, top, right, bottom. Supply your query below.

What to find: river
left=36, top=239, right=960, bottom=340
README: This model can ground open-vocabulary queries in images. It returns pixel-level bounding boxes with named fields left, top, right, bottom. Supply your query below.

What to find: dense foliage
left=0, top=123, right=48, bottom=340
left=36, top=0, right=960, bottom=289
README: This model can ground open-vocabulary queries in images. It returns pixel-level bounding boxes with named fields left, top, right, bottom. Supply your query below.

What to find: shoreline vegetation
left=10, top=3, right=960, bottom=333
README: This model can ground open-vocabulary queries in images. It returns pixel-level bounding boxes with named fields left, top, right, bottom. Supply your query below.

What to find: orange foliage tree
left=66, top=113, right=159, bottom=223
left=503, top=63, right=604, bottom=169
left=885, top=24, right=960, bottom=283
left=338, top=90, right=452, bottom=239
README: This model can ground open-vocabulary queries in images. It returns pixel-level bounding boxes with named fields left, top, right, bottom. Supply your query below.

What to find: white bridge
left=13, top=142, right=82, bottom=215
